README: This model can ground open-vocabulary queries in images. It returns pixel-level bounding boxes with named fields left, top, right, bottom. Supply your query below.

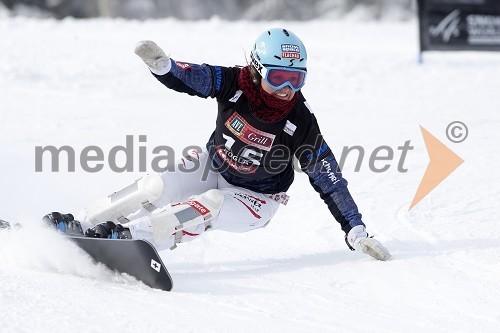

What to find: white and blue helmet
left=251, top=28, right=307, bottom=69
left=250, top=28, right=308, bottom=91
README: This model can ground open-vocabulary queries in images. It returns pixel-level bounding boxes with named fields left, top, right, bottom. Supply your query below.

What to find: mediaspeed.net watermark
left=34, top=134, right=415, bottom=174
left=33, top=121, right=467, bottom=210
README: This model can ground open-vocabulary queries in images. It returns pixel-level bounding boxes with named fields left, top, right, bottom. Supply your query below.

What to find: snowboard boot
left=42, top=212, right=84, bottom=236
left=85, top=221, right=132, bottom=239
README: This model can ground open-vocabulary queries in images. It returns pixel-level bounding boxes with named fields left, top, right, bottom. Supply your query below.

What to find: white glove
left=347, top=225, right=392, bottom=261
left=134, top=40, right=171, bottom=75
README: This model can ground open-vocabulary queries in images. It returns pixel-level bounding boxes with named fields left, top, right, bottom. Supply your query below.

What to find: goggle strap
left=251, top=52, right=267, bottom=77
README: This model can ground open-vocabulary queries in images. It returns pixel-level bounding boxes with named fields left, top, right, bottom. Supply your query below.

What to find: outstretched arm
left=294, top=110, right=391, bottom=260
left=134, top=40, right=221, bottom=98
left=304, top=150, right=391, bottom=261
left=304, top=149, right=363, bottom=234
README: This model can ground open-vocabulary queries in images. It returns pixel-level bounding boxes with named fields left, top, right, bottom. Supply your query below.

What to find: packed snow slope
left=1, top=16, right=500, bottom=333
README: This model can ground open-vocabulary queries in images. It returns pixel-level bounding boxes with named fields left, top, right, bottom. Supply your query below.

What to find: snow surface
left=1, top=16, right=500, bottom=333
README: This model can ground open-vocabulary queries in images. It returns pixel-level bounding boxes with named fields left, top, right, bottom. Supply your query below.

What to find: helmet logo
left=281, top=44, right=300, bottom=59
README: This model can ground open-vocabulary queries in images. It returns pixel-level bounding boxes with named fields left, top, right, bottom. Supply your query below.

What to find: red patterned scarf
left=237, top=66, right=298, bottom=122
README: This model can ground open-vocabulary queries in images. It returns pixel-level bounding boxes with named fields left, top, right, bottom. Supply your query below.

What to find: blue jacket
left=153, top=59, right=364, bottom=234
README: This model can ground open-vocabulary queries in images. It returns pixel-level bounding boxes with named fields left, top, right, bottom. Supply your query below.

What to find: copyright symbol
left=446, top=121, right=468, bottom=143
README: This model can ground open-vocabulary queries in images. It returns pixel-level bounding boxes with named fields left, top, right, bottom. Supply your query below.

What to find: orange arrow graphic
left=409, top=125, right=464, bottom=210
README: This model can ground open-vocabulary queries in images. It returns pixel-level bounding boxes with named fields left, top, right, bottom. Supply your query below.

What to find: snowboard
left=0, top=219, right=173, bottom=291
left=68, top=236, right=173, bottom=291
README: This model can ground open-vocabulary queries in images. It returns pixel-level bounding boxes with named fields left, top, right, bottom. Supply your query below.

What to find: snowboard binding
left=85, top=221, right=132, bottom=239
left=42, top=212, right=84, bottom=236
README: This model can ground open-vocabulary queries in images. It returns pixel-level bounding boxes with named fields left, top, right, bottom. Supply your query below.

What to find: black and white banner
left=418, top=0, right=500, bottom=51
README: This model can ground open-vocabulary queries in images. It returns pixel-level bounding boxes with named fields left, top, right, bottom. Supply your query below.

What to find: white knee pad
left=149, top=189, right=224, bottom=247
left=84, top=174, right=164, bottom=225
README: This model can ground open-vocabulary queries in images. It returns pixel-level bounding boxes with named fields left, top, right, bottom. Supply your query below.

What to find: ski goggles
left=261, top=66, right=307, bottom=92
left=252, top=54, right=307, bottom=92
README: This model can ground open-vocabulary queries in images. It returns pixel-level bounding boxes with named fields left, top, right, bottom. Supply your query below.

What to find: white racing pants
left=85, top=149, right=282, bottom=251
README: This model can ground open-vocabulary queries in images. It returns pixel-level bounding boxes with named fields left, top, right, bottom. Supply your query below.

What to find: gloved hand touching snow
left=346, top=225, right=392, bottom=261
left=134, top=40, right=171, bottom=75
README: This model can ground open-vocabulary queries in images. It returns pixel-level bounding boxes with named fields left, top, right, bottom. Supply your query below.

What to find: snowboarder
left=46, top=28, right=391, bottom=261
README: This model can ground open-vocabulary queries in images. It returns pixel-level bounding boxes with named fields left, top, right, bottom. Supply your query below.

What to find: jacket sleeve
left=294, top=112, right=364, bottom=234
left=152, top=59, right=239, bottom=100
left=303, top=149, right=364, bottom=234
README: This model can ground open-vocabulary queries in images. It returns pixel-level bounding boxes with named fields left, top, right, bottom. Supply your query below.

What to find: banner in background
left=418, top=0, right=500, bottom=51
